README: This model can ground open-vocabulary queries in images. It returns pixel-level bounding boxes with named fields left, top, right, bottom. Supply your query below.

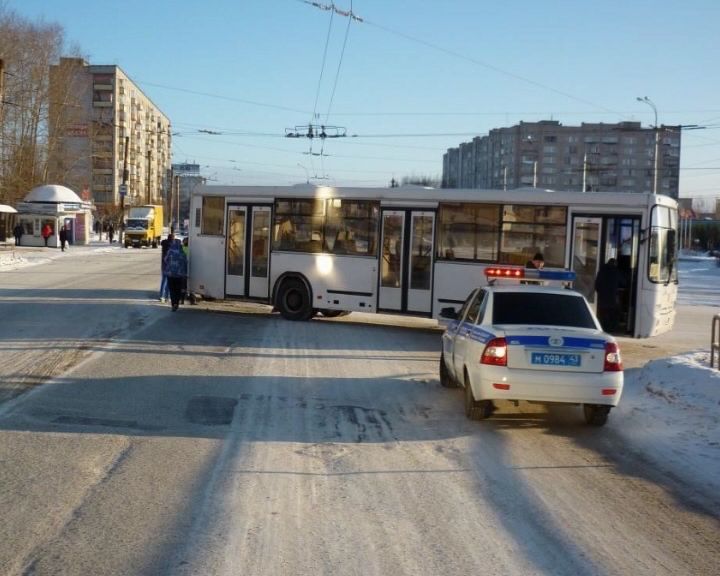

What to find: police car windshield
left=492, top=292, right=596, bottom=329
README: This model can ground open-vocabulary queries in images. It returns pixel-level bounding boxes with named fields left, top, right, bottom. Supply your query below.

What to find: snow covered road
left=0, top=248, right=717, bottom=575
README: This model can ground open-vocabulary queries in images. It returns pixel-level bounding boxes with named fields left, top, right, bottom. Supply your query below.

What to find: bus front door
left=225, top=205, right=271, bottom=299
left=571, top=217, right=602, bottom=308
left=378, top=209, right=435, bottom=315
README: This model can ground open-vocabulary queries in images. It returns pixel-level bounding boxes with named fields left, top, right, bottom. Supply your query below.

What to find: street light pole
left=636, top=96, right=659, bottom=195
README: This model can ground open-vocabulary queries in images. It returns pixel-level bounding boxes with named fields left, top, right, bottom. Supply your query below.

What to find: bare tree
left=0, top=7, right=81, bottom=205
left=400, top=174, right=441, bottom=188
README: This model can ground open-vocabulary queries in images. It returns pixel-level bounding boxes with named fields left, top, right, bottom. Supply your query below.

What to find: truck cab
left=124, top=205, right=163, bottom=248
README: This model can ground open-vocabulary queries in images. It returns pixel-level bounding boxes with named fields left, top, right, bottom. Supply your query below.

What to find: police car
left=439, top=266, right=623, bottom=426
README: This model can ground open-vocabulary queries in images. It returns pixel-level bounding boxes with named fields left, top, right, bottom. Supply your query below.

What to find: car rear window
left=492, top=292, right=596, bottom=328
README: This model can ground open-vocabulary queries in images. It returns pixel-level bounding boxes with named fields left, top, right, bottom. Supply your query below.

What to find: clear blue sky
left=10, top=0, right=720, bottom=199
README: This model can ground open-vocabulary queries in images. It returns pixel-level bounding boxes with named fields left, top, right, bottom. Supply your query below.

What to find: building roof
left=24, top=185, right=83, bottom=204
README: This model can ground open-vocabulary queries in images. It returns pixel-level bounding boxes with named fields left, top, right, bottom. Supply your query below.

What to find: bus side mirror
left=440, top=306, right=458, bottom=320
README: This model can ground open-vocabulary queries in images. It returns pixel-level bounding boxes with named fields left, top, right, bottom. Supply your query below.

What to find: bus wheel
left=277, top=278, right=313, bottom=321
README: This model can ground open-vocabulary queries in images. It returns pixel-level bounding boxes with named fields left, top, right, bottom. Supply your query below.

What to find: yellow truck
left=124, top=204, right=163, bottom=248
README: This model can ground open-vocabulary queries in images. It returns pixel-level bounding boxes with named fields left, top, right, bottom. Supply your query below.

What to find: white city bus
left=188, top=184, right=678, bottom=337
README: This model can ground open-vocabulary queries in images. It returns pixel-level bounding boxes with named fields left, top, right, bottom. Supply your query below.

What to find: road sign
left=119, top=184, right=128, bottom=197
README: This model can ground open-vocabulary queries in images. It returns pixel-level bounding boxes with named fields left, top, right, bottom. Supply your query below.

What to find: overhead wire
left=310, top=7, right=334, bottom=124
left=324, top=0, right=352, bottom=124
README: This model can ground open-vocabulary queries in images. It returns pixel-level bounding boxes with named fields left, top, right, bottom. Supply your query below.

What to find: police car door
left=442, top=289, right=477, bottom=381
left=451, top=290, right=487, bottom=382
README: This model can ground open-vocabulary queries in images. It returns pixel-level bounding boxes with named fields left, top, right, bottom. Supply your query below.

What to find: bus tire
left=277, top=278, right=313, bottom=321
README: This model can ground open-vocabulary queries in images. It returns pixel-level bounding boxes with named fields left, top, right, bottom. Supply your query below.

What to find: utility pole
left=0, top=59, right=5, bottom=197
left=0, top=58, right=4, bottom=114
left=146, top=149, right=152, bottom=204
left=119, top=135, right=129, bottom=244
left=636, top=96, right=660, bottom=194
left=175, top=174, right=180, bottom=232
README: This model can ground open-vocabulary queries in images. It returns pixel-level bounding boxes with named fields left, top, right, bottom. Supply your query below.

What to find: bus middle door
left=378, top=209, right=435, bottom=315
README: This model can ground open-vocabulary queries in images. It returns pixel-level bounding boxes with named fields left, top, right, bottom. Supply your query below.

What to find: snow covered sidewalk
left=0, top=241, right=122, bottom=270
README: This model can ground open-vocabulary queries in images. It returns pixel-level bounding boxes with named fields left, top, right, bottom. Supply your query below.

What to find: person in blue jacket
left=163, top=238, right=188, bottom=311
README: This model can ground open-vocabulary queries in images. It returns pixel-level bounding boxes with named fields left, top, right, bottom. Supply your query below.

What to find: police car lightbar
left=484, top=266, right=576, bottom=282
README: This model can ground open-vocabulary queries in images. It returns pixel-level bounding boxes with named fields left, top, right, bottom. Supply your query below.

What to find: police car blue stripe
left=507, top=335, right=606, bottom=349
left=467, top=325, right=495, bottom=344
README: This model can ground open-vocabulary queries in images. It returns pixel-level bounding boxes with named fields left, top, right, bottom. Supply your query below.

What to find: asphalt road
left=0, top=248, right=717, bottom=575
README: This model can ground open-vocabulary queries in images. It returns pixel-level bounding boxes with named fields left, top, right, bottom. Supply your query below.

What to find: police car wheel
left=464, top=374, right=493, bottom=420
left=583, top=404, right=610, bottom=427
left=439, top=355, right=457, bottom=388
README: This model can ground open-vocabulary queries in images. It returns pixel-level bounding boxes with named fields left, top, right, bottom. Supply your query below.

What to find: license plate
left=531, top=352, right=581, bottom=367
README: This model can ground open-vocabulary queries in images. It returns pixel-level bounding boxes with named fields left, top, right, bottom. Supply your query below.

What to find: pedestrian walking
left=158, top=233, right=174, bottom=301
left=59, top=226, right=68, bottom=251
left=13, top=223, right=23, bottom=246
left=163, top=238, right=188, bottom=311
left=108, top=224, right=115, bottom=244
left=595, top=258, right=622, bottom=332
left=41, top=223, right=52, bottom=247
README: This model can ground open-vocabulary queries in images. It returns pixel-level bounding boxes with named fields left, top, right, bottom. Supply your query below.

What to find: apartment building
left=48, top=58, right=172, bottom=212
left=442, top=120, right=681, bottom=198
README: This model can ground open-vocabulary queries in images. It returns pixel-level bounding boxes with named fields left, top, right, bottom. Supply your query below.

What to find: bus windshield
left=648, top=205, right=678, bottom=284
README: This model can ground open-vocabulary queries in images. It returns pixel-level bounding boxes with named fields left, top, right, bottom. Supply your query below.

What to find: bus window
left=437, top=203, right=500, bottom=262
left=272, top=199, right=324, bottom=253
left=324, top=199, right=379, bottom=256
left=201, top=196, right=224, bottom=236
left=499, top=205, right=566, bottom=266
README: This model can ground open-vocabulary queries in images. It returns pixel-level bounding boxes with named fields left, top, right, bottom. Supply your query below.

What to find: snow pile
left=641, top=352, right=720, bottom=412
left=618, top=352, right=720, bottom=492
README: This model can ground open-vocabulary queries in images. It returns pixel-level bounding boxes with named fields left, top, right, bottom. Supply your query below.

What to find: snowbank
left=618, top=352, right=720, bottom=494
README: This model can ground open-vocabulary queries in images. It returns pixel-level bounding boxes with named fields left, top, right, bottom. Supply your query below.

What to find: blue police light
left=525, top=268, right=577, bottom=281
